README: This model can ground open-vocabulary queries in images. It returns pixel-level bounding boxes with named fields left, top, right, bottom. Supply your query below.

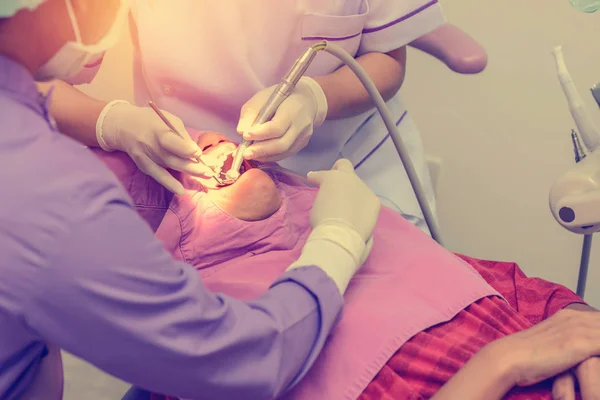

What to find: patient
left=93, top=131, right=591, bottom=400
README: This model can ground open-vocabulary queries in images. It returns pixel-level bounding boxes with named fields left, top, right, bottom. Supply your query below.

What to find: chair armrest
left=409, top=23, right=488, bottom=74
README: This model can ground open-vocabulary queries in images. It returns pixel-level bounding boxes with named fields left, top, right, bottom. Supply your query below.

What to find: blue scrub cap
left=0, top=0, right=47, bottom=18
left=569, top=0, right=600, bottom=12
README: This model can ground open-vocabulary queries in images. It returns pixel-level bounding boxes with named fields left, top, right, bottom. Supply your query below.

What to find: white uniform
left=129, top=0, right=445, bottom=232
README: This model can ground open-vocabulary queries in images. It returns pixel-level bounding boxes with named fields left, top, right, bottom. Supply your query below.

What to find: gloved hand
left=96, top=100, right=215, bottom=195
left=288, top=159, right=380, bottom=294
left=236, top=77, right=328, bottom=162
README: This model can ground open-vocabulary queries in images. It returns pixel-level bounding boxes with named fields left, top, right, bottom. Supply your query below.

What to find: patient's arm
left=431, top=257, right=594, bottom=400
left=457, top=255, right=587, bottom=325
left=431, top=346, right=514, bottom=400
left=565, top=303, right=598, bottom=312
left=433, top=308, right=600, bottom=400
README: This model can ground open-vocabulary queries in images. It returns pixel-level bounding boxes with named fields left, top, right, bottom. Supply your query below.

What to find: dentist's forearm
left=38, top=80, right=106, bottom=147
left=313, top=47, right=407, bottom=120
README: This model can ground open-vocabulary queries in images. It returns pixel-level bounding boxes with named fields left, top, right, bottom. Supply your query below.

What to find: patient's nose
left=196, top=131, right=231, bottom=150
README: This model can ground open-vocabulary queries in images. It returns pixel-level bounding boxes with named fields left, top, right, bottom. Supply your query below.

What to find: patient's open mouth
left=214, top=152, right=251, bottom=187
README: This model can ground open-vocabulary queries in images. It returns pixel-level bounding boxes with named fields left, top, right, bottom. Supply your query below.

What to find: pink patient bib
left=94, top=150, right=499, bottom=400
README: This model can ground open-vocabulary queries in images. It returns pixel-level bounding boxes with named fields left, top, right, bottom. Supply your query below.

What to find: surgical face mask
left=569, top=0, right=600, bottom=13
left=34, top=0, right=129, bottom=83
left=0, top=0, right=47, bottom=18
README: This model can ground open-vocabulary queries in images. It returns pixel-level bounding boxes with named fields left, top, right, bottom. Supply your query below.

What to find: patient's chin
left=207, top=168, right=282, bottom=221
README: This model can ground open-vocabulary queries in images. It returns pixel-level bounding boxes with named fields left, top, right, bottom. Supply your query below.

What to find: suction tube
left=552, top=46, right=600, bottom=152
left=322, top=42, right=443, bottom=244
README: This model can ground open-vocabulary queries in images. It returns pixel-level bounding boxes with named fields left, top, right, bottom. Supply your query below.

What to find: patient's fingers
left=575, top=357, right=600, bottom=399
left=135, top=156, right=185, bottom=195
left=552, top=372, right=575, bottom=400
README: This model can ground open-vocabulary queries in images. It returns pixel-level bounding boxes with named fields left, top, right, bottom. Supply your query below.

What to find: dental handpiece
left=226, top=44, right=324, bottom=180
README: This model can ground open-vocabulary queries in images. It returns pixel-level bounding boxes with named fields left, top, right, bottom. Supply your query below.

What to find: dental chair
left=408, top=23, right=487, bottom=74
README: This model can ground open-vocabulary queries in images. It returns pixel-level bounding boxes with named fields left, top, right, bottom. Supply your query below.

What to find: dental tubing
left=232, top=41, right=443, bottom=244
left=322, top=42, right=443, bottom=245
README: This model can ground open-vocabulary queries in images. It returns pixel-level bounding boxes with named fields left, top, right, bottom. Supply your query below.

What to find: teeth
left=200, top=155, right=220, bottom=168
left=201, top=149, right=235, bottom=172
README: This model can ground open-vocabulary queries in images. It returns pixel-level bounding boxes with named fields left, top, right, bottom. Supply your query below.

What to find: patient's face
left=194, top=132, right=282, bottom=221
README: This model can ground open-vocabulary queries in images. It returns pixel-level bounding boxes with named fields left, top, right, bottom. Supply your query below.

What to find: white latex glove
left=96, top=100, right=215, bottom=195
left=288, top=159, right=381, bottom=294
left=236, top=77, right=328, bottom=162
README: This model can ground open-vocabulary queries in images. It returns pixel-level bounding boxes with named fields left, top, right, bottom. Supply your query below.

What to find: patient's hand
left=193, top=132, right=282, bottom=221
left=433, top=308, right=600, bottom=400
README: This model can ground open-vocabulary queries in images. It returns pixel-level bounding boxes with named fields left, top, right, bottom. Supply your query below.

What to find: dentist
left=0, top=1, right=380, bottom=399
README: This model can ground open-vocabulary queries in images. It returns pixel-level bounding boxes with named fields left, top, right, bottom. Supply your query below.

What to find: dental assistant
left=0, top=1, right=381, bottom=399
left=46, top=0, right=445, bottom=232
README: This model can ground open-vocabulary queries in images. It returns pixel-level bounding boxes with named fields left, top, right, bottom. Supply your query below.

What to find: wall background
left=400, top=0, right=600, bottom=307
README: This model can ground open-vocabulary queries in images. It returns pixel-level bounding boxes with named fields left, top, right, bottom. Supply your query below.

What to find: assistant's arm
left=314, top=0, right=446, bottom=120
left=25, top=199, right=342, bottom=399
left=38, top=80, right=105, bottom=147
left=36, top=12, right=138, bottom=148
left=313, top=47, right=406, bottom=120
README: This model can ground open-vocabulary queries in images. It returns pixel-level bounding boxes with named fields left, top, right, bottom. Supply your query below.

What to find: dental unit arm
left=227, top=41, right=443, bottom=244
left=549, top=46, right=600, bottom=234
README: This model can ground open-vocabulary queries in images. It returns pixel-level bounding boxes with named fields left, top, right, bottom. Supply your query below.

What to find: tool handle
left=231, top=88, right=292, bottom=172
left=230, top=46, right=320, bottom=177
left=148, top=101, right=183, bottom=138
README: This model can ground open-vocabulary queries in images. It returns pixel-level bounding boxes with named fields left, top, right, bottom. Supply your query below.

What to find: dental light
left=549, top=46, right=600, bottom=234
left=230, top=41, right=444, bottom=245
left=549, top=45, right=600, bottom=298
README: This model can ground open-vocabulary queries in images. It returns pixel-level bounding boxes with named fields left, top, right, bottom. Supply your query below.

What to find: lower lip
left=217, top=157, right=252, bottom=186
